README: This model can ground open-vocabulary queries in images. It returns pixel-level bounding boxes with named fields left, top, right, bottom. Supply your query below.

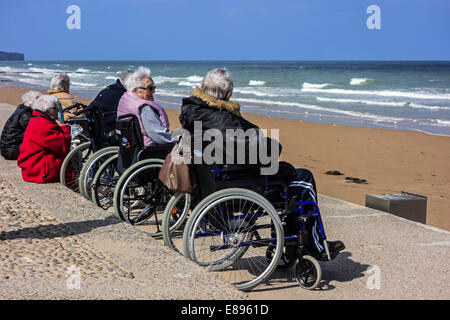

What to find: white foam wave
left=76, top=68, right=91, bottom=73
left=316, top=97, right=450, bottom=110
left=19, top=73, right=47, bottom=79
left=233, top=88, right=279, bottom=97
left=153, top=76, right=184, bottom=84
left=71, top=81, right=98, bottom=87
left=0, top=66, right=33, bottom=73
left=234, top=97, right=406, bottom=123
left=302, top=87, right=450, bottom=100
left=28, top=67, right=61, bottom=74
left=350, top=78, right=372, bottom=86
left=186, top=75, right=203, bottom=82
left=105, top=76, right=117, bottom=80
left=178, top=81, right=197, bottom=87
left=249, top=80, right=266, bottom=86
left=13, top=77, right=47, bottom=87
left=302, top=82, right=330, bottom=89
left=436, top=119, right=450, bottom=126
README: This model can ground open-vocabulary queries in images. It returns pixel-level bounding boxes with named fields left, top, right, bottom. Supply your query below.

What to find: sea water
left=1, top=60, right=449, bottom=136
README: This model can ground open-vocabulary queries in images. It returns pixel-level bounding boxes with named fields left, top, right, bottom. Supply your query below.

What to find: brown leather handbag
left=158, top=137, right=194, bottom=194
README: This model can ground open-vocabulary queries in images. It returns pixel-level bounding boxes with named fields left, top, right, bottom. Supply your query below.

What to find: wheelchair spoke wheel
left=161, top=192, right=193, bottom=254
left=91, top=155, right=119, bottom=210
left=113, top=159, right=172, bottom=237
left=293, top=255, right=322, bottom=290
left=60, top=142, right=91, bottom=193
left=79, top=146, right=119, bottom=200
left=183, top=188, right=284, bottom=291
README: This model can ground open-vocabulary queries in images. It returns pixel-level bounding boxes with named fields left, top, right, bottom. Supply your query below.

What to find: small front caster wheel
left=293, top=255, right=322, bottom=290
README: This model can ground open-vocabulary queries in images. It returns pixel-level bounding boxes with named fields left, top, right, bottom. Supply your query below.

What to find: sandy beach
left=1, top=85, right=449, bottom=231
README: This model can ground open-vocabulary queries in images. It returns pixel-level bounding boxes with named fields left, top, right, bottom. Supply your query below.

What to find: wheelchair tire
left=182, top=188, right=284, bottom=292
left=293, top=255, right=322, bottom=290
left=161, top=192, right=192, bottom=254
left=60, top=142, right=92, bottom=193
left=79, top=146, right=119, bottom=200
left=91, top=154, right=119, bottom=210
left=113, top=158, right=172, bottom=237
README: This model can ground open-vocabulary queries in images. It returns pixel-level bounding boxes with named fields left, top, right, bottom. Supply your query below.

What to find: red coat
left=17, top=110, right=71, bottom=183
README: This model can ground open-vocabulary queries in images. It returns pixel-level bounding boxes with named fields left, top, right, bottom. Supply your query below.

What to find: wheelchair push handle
left=64, top=103, right=93, bottom=116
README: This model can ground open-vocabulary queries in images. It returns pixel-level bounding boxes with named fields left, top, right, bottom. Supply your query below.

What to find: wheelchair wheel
left=113, top=159, right=172, bottom=237
left=293, top=255, right=322, bottom=290
left=91, top=154, right=119, bottom=210
left=161, top=192, right=192, bottom=254
left=182, top=188, right=284, bottom=291
left=60, top=142, right=91, bottom=193
left=79, top=146, right=119, bottom=200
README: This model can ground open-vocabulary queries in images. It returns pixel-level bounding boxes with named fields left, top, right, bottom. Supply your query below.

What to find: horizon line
left=11, top=59, right=450, bottom=63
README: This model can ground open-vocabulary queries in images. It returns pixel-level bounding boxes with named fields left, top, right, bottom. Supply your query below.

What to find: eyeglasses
left=138, top=85, right=156, bottom=92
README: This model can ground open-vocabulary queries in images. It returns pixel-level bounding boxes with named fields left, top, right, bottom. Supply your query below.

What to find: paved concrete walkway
left=1, top=103, right=449, bottom=300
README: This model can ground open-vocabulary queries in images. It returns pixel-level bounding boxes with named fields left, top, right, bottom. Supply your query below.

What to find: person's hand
left=56, top=120, right=63, bottom=126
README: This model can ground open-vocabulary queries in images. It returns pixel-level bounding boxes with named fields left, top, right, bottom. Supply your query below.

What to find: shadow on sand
left=0, top=215, right=122, bottom=240
left=252, top=251, right=370, bottom=293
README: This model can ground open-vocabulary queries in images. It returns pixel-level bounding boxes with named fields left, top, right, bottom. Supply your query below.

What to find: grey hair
left=50, top=73, right=71, bottom=91
left=201, top=68, right=233, bottom=100
left=119, top=69, right=134, bottom=85
left=125, top=67, right=152, bottom=91
left=21, top=90, right=42, bottom=107
left=32, top=95, right=58, bottom=112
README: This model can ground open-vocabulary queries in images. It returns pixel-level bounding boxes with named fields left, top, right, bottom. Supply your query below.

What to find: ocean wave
left=316, top=97, right=450, bottom=110
left=249, top=80, right=266, bottom=86
left=302, top=87, right=450, bottom=100
left=0, top=66, right=33, bottom=73
left=28, top=67, right=62, bottom=74
left=350, top=78, right=373, bottom=86
left=234, top=97, right=406, bottom=122
left=178, top=81, right=197, bottom=87
left=302, top=82, right=330, bottom=89
left=435, top=119, right=450, bottom=126
left=186, top=75, right=203, bottom=82
left=153, top=76, right=184, bottom=84
left=105, top=76, right=117, bottom=80
left=19, top=73, right=47, bottom=79
left=71, top=81, right=99, bottom=87
left=76, top=68, right=91, bottom=73
left=233, top=88, right=279, bottom=97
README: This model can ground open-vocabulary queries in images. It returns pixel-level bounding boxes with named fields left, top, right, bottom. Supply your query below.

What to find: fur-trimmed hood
left=190, top=87, right=241, bottom=116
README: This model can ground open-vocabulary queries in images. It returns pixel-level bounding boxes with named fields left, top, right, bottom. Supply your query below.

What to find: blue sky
left=1, top=0, right=449, bottom=60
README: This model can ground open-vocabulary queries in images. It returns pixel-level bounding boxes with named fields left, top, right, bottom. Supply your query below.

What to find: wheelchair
left=59, top=103, right=118, bottom=195
left=163, top=155, right=338, bottom=291
left=90, top=114, right=187, bottom=237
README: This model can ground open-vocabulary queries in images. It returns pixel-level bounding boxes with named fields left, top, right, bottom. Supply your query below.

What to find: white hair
left=119, top=69, right=134, bottom=85
left=32, top=95, right=58, bottom=112
left=21, top=91, right=42, bottom=107
left=125, top=67, right=152, bottom=91
left=50, top=73, right=71, bottom=91
left=201, top=68, right=233, bottom=100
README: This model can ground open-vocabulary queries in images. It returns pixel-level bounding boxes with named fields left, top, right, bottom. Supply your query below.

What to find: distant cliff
left=0, top=51, right=24, bottom=61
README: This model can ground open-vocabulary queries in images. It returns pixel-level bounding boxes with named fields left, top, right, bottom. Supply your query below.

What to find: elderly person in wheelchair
left=117, top=66, right=174, bottom=146
left=174, top=68, right=345, bottom=290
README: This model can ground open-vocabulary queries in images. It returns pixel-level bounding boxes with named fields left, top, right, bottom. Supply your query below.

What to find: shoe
left=316, top=240, right=345, bottom=261
left=328, top=240, right=345, bottom=253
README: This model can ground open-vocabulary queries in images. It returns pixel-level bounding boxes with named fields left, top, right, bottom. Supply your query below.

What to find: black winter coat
left=0, top=104, right=33, bottom=160
left=179, top=88, right=281, bottom=166
left=89, top=80, right=127, bottom=133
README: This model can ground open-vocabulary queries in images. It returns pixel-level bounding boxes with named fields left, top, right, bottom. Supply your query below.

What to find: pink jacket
left=117, top=91, right=170, bottom=146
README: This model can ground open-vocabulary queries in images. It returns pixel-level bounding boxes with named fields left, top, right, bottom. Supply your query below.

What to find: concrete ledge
left=1, top=103, right=449, bottom=300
